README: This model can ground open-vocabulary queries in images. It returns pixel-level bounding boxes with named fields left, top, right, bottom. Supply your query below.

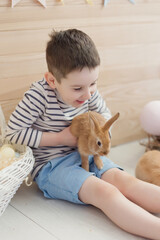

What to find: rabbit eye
left=97, top=140, right=102, bottom=147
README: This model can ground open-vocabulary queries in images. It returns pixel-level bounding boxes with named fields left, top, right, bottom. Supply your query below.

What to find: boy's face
left=47, top=66, right=99, bottom=108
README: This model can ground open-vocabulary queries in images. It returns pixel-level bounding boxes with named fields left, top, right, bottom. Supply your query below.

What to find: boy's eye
left=73, top=81, right=96, bottom=91
left=74, top=88, right=82, bottom=91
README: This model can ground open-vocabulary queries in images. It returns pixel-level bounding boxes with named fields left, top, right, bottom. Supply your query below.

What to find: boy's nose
left=83, top=89, right=92, bottom=100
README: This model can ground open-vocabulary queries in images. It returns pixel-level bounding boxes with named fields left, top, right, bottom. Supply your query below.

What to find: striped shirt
left=6, top=78, right=111, bottom=178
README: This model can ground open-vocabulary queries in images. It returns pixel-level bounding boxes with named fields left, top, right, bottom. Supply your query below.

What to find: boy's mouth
left=76, top=100, right=85, bottom=104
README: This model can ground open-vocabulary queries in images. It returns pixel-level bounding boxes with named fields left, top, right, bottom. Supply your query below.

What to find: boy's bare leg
left=79, top=176, right=160, bottom=240
left=101, top=168, right=160, bottom=213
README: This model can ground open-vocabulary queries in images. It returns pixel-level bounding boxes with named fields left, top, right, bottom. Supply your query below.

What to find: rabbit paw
left=82, top=162, right=89, bottom=171
left=81, top=155, right=89, bottom=171
left=96, top=160, right=104, bottom=170
left=94, top=155, right=103, bottom=170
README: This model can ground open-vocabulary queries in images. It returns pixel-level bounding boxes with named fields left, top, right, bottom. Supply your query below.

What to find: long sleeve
left=6, top=88, right=45, bottom=148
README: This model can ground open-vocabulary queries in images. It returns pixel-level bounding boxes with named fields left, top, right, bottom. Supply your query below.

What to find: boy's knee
left=79, top=176, right=119, bottom=205
left=102, top=168, right=137, bottom=194
left=115, top=170, right=138, bottom=194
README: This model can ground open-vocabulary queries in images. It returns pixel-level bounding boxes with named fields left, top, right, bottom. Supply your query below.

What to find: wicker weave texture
left=0, top=146, right=35, bottom=216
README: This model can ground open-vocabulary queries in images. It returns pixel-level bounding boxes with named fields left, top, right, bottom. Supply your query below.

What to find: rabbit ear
left=102, top=112, right=120, bottom=132
left=88, top=112, right=101, bottom=132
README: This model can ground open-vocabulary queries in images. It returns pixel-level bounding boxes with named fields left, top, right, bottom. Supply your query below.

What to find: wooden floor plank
left=0, top=205, right=58, bottom=240
left=1, top=141, right=148, bottom=240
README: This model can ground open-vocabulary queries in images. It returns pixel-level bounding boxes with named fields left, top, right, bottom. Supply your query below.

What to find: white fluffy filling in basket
left=0, top=144, right=21, bottom=170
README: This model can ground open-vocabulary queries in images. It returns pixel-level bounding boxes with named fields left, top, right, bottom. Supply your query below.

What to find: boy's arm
left=39, top=127, right=77, bottom=147
left=6, top=92, right=43, bottom=148
left=6, top=90, right=77, bottom=148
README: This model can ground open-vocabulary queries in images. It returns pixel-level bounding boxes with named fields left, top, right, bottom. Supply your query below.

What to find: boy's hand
left=59, top=127, right=77, bottom=147
left=39, top=127, right=77, bottom=147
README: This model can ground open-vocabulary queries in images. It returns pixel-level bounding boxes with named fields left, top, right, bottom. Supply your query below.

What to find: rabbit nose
left=103, top=151, right=108, bottom=155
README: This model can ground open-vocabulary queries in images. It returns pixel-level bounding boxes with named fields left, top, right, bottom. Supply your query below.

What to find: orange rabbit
left=135, top=150, right=160, bottom=186
left=70, top=111, right=120, bottom=171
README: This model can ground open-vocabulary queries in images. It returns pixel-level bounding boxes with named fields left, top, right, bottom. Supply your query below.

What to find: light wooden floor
left=0, top=141, right=159, bottom=240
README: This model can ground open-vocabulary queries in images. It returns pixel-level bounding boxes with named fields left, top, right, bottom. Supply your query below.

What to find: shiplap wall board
left=0, top=0, right=160, bottom=145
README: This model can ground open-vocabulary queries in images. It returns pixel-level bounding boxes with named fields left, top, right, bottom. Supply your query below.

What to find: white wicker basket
left=0, top=106, right=35, bottom=216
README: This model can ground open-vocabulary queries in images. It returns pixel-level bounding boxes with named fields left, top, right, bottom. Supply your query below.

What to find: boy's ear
left=45, top=72, right=57, bottom=89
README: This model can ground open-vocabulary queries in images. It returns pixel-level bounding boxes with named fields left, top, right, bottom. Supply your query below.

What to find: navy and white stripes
left=6, top=78, right=111, bottom=178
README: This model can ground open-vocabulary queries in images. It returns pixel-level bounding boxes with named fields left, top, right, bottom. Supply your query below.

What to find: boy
left=6, top=29, right=160, bottom=239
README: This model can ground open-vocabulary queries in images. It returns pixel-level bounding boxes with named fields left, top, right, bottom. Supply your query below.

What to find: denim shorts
left=35, top=151, right=123, bottom=205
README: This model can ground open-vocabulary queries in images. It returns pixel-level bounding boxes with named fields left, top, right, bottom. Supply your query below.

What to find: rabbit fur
left=70, top=111, right=120, bottom=171
left=135, top=150, right=160, bottom=186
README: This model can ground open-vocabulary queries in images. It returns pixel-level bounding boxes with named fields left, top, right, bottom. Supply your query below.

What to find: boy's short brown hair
left=46, top=29, right=100, bottom=83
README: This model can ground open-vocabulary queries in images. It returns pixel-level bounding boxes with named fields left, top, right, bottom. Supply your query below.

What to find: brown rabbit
left=135, top=150, right=160, bottom=186
left=70, top=111, right=120, bottom=171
